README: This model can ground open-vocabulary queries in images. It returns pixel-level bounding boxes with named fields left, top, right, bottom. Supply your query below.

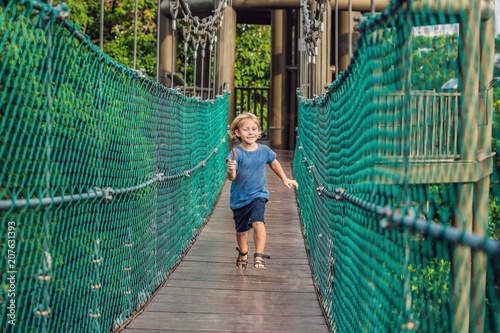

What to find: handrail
left=0, top=136, right=228, bottom=211
left=296, top=143, right=500, bottom=257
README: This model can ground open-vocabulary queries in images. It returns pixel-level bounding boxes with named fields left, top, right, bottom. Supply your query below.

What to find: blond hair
left=229, top=112, right=261, bottom=142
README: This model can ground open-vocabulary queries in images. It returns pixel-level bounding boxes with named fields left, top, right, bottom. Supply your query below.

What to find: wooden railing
left=235, top=87, right=270, bottom=138
left=376, top=91, right=460, bottom=161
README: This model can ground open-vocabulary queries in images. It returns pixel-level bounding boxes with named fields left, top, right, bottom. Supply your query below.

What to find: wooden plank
left=127, top=312, right=329, bottom=332
left=123, top=150, right=329, bottom=332
left=174, top=262, right=314, bottom=276
left=148, top=294, right=321, bottom=308
left=182, top=256, right=310, bottom=266
left=187, top=245, right=309, bottom=257
left=145, top=301, right=324, bottom=316
left=156, top=287, right=320, bottom=301
left=166, top=273, right=315, bottom=286
left=162, top=279, right=318, bottom=293
left=195, top=235, right=305, bottom=243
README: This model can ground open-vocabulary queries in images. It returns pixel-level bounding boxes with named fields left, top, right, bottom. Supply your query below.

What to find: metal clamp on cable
left=353, top=14, right=366, bottom=32
left=35, top=305, right=52, bottom=317
left=317, top=186, right=324, bottom=196
left=55, top=3, right=70, bottom=21
left=104, top=187, right=114, bottom=201
left=136, top=68, right=146, bottom=79
left=379, top=205, right=393, bottom=229
left=37, top=269, right=52, bottom=282
left=91, top=256, right=103, bottom=264
left=89, top=311, right=100, bottom=318
left=334, top=187, right=344, bottom=201
left=43, top=2, right=70, bottom=22
left=91, top=283, right=102, bottom=290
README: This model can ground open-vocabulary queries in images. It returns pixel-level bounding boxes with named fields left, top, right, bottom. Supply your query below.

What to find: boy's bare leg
left=236, top=231, right=248, bottom=264
left=252, top=222, right=266, bottom=268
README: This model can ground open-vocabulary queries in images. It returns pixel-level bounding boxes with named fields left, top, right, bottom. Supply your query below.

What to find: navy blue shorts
left=232, top=198, right=267, bottom=232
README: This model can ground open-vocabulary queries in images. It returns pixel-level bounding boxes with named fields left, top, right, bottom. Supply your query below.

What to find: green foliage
left=176, top=23, right=271, bottom=89
left=495, top=36, right=500, bottom=77
left=234, top=24, right=271, bottom=88
left=412, top=34, right=459, bottom=91
left=176, top=29, right=194, bottom=86
left=408, top=257, right=451, bottom=326
left=39, top=0, right=159, bottom=78
left=491, top=86, right=500, bottom=239
left=60, top=0, right=97, bottom=32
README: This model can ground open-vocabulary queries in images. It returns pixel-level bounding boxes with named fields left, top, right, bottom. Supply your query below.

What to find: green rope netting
left=0, top=1, right=228, bottom=331
left=295, top=0, right=499, bottom=332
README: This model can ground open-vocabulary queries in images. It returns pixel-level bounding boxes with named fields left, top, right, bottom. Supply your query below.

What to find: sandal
left=253, top=253, right=270, bottom=269
left=236, top=247, right=248, bottom=269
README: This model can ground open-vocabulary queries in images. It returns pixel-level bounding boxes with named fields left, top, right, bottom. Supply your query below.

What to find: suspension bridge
left=0, top=0, right=499, bottom=332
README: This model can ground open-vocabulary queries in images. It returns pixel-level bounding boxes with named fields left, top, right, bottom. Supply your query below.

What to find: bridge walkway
left=123, top=149, right=330, bottom=333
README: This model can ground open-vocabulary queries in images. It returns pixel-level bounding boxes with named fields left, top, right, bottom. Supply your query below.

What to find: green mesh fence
left=0, top=1, right=228, bottom=331
left=295, top=0, right=499, bottom=332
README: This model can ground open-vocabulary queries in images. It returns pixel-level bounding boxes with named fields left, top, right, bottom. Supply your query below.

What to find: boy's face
left=235, top=119, right=259, bottom=145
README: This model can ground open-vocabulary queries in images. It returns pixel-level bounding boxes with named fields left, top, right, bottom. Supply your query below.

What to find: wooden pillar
left=337, top=9, right=360, bottom=73
left=453, top=1, right=481, bottom=332
left=471, top=1, right=494, bottom=330
left=158, top=14, right=177, bottom=88
left=270, top=10, right=287, bottom=149
left=286, top=9, right=299, bottom=151
left=216, top=5, right=237, bottom=123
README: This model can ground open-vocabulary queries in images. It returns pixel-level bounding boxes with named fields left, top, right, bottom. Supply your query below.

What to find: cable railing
left=295, top=0, right=498, bottom=332
left=0, top=1, right=229, bottom=332
left=374, top=91, right=460, bottom=161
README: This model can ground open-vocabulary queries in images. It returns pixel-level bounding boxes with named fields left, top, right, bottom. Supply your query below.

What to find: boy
left=226, top=113, right=298, bottom=269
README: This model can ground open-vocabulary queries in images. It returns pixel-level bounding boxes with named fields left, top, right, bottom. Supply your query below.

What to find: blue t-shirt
left=226, top=144, right=277, bottom=210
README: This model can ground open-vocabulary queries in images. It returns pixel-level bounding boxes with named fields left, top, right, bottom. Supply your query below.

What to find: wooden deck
left=123, top=150, right=330, bottom=333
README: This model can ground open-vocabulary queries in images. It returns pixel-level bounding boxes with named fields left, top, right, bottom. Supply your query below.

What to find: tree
left=40, top=0, right=159, bottom=78
left=412, top=34, right=458, bottom=91
left=234, top=24, right=271, bottom=88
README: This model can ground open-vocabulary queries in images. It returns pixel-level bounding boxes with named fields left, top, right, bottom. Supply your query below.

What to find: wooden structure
left=154, top=1, right=496, bottom=329
left=158, top=0, right=400, bottom=151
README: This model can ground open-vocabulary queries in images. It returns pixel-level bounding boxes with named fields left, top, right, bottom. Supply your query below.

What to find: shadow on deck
left=123, top=150, right=330, bottom=333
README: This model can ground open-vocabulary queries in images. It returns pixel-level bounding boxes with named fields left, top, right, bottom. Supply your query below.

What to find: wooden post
left=216, top=5, right=237, bottom=123
left=471, top=1, right=494, bottom=330
left=286, top=9, right=299, bottom=151
left=337, top=10, right=359, bottom=73
left=158, top=14, right=177, bottom=87
left=270, top=10, right=287, bottom=149
left=453, top=1, right=480, bottom=332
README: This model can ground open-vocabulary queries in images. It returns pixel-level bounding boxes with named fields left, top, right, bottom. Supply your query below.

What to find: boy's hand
left=227, top=159, right=236, bottom=172
left=283, top=178, right=299, bottom=189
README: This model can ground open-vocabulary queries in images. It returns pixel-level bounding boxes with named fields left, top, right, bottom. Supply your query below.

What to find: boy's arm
left=268, top=159, right=299, bottom=189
